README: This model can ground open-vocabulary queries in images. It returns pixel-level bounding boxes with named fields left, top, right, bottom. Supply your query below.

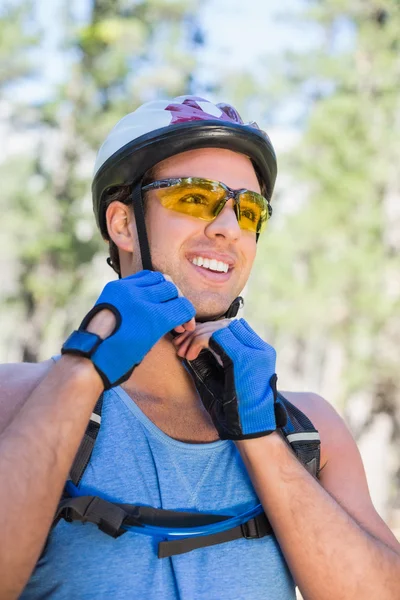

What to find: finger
left=182, top=317, right=196, bottom=331
left=176, top=334, right=196, bottom=357
left=185, top=345, right=202, bottom=361
left=176, top=330, right=210, bottom=357
left=176, top=320, right=234, bottom=358
left=178, top=332, right=211, bottom=360
left=185, top=338, right=210, bottom=360
left=173, top=324, right=185, bottom=334
left=172, top=329, right=193, bottom=344
left=185, top=336, right=209, bottom=360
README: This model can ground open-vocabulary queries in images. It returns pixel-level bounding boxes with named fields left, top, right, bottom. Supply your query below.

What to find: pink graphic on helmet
left=165, top=97, right=243, bottom=125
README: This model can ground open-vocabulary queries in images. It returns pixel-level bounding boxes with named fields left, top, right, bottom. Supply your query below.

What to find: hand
left=176, top=318, right=286, bottom=440
left=173, top=319, right=232, bottom=362
left=62, top=270, right=195, bottom=389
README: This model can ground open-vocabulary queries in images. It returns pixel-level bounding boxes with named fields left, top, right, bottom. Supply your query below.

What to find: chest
left=123, top=387, right=220, bottom=443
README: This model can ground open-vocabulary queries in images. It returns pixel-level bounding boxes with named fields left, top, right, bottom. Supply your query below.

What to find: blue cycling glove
left=188, top=319, right=287, bottom=440
left=62, top=270, right=195, bottom=389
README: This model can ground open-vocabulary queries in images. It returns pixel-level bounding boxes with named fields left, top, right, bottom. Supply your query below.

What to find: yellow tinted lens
left=155, top=179, right=225, bottom=220
left=238, top=191, right=269, bottom=233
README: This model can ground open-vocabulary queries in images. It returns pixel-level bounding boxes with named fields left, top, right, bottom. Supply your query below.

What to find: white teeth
left=217, top=261, right=229, bottom=273
left=191, top=256, right=230, bottom=273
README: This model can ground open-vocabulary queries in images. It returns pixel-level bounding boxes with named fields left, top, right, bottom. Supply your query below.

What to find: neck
left=122, top=334, right=198, bottom=405
left=120, top=333, right=219, bottom=443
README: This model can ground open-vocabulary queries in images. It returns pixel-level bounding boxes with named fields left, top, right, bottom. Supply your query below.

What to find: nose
left=204, top=199, right=241, bottom=242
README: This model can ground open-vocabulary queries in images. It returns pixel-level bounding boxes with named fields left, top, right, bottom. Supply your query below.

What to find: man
left=0, top=96, right=399, bottom=599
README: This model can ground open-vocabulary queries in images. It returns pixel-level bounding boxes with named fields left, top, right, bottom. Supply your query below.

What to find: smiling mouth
left=190, top=256, right=230, bottom=273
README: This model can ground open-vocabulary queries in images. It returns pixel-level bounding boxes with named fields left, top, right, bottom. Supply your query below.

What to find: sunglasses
left=142, top=177, right=272, bottom=235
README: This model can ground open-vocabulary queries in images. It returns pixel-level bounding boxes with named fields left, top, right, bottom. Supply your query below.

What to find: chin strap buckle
left=223, top=296, right=244, bottom=319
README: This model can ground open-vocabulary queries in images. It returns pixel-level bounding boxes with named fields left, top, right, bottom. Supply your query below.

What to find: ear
left=106, top=201, right=135, bottom=253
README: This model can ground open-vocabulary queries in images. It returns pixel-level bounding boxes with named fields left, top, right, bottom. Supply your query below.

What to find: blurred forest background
left=0, top=0, right=399, bottom=537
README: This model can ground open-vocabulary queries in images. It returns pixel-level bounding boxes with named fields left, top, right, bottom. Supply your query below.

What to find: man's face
left=140, top=148, right=260, bottom=319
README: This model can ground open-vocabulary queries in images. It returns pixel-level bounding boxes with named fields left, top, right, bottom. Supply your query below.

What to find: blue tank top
left=22, top=386, right=296, bottom=599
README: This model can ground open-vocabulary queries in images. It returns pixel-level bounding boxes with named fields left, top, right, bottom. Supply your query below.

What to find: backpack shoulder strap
left=48, top=389, right=320, bottom=559
left=277, top=392, right=321, bottom=478
left=69, top=391, right=321, bottom=483
left=69, top=393, right=104, bottom=485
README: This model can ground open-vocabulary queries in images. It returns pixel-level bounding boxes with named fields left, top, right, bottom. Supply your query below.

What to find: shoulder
left=280, top=390, right=400, bottom=552
left=279, top=390, right=349, bottom=472
left=0, top=360, right=54, bottom=432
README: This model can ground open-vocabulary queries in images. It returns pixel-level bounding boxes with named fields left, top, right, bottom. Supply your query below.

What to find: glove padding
left=62, top=270, right=195, bottom=389
left=188, top=318, right=287, bottom=440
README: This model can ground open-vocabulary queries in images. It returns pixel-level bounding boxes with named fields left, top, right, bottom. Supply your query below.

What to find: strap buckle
left=240, top=518, right=261, bottom=539
left=240, top=513, right=272, bottom=539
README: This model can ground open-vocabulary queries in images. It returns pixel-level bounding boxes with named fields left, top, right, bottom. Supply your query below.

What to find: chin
left=159, top=268, right=241, bottom=321
left=191, top=293, right=234, bottom=322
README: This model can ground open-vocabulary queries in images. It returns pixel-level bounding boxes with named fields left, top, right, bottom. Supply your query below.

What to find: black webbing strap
left=57, top=495, right=230, bottom=532
left=158, top=512, right=272, bottom=558
left=56, top=494, right=273, bottom=557
left=56, top=495, right=130, bottom=538
left=277, top=393, right=321, bottom=478
left=131, top=181, right=153, bottom=271
left=70, top=394, right=103, bottom=485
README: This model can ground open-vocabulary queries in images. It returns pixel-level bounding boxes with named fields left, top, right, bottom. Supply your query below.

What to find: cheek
left=146, top=203, right=199, bottom=254
left=241, top=236, right=257, bottom=270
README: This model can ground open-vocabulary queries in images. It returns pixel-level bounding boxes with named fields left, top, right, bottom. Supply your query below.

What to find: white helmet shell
left=92, top=95, right=277, bottom=239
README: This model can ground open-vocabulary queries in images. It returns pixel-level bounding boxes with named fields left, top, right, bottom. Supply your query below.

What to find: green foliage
left=0, top=0, right=202, bottom=361
left=247, top=0, right=400, bottom=417
left=0, top=1, right=38, bottom=84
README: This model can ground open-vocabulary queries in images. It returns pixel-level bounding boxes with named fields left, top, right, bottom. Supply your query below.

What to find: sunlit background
left=1, top=0, right=399, bottom=554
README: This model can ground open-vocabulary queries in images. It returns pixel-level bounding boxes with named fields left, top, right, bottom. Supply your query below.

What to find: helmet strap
left=224, top=296, right=244, bottom=318
left=131, top=180, right=153, bottom=271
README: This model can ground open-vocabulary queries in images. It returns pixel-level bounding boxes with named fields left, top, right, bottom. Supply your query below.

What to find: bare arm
left=0, top=356, right=103, bottom=599
left=0, top=360, right=53, bottom=434
left=237, top=394, right=400, bottom=600
left=0, top=311, right=116, bottom=599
